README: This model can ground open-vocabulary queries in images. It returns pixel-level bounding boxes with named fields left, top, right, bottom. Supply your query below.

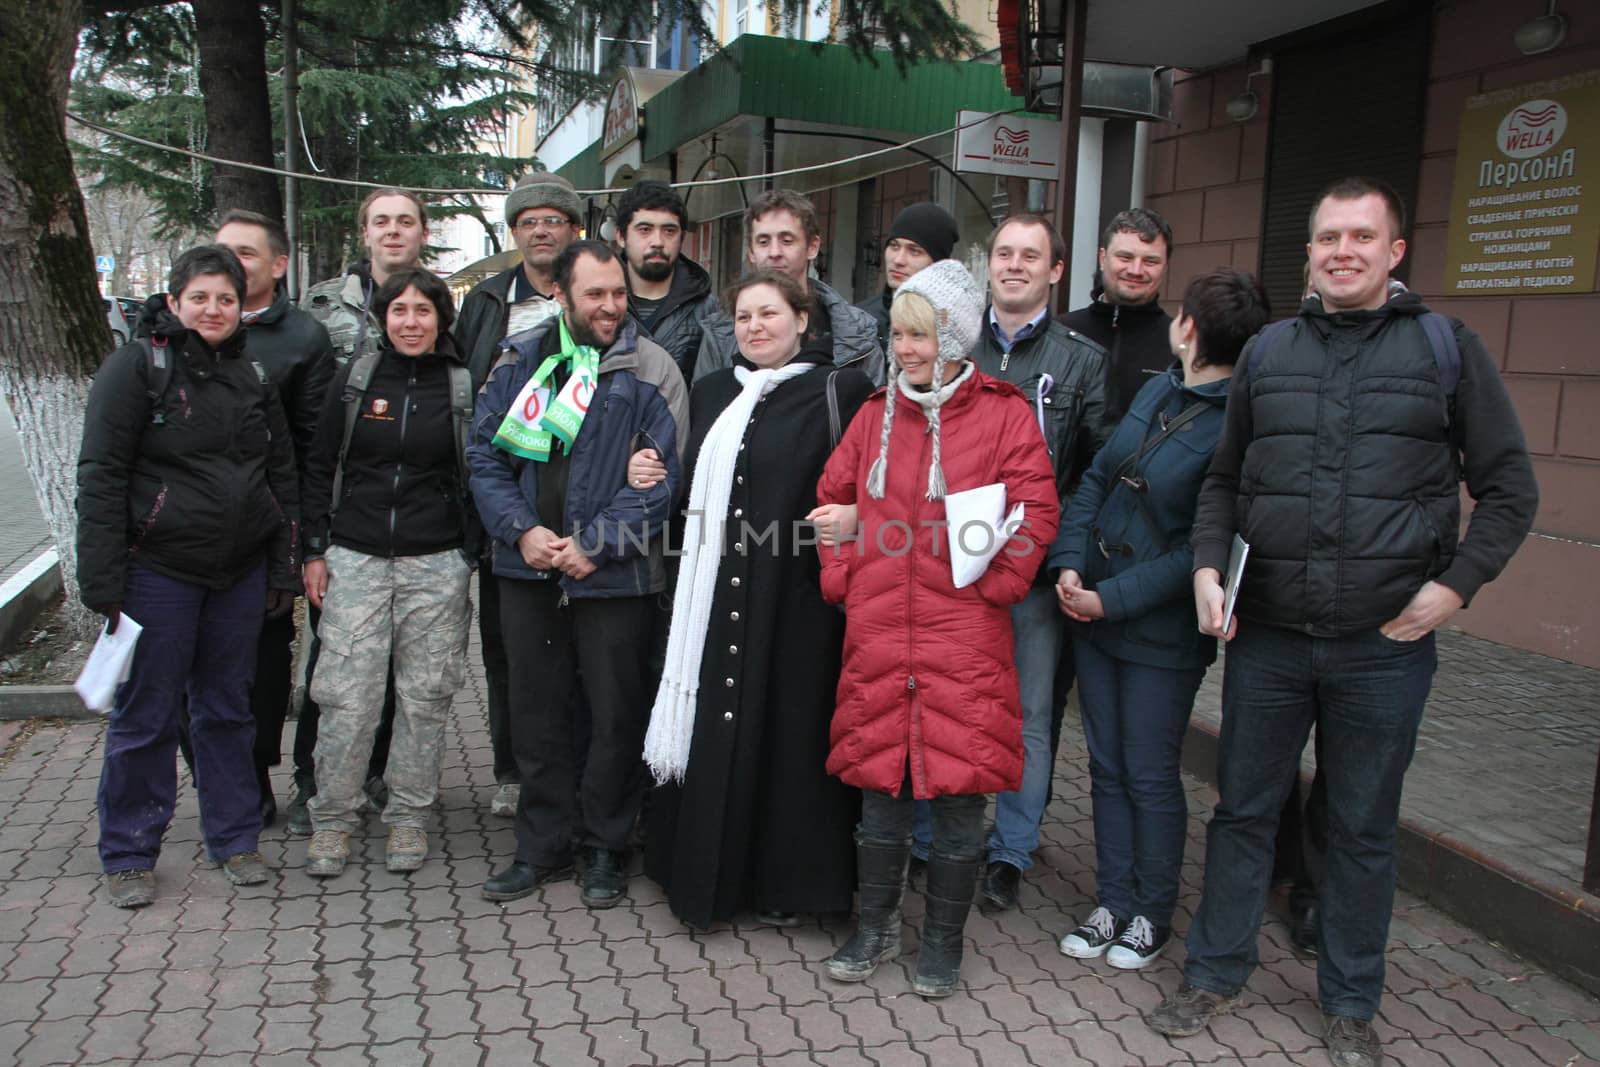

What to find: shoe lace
left=112, top=870, right=148, bottom=884
left=228, top=850, right=263, bottom=866
left=1122, top=915, right=1156, bottom=951
left=1327, top=1015, right=1377, bottom=1048
left=310, top=830, right=345, bottom=853
left=391, top=827, right=425, bottom=849
left=1084, top=906, right=1119, bottom=940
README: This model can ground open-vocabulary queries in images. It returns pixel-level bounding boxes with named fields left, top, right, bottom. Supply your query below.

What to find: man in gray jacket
left=694, top=189, right=883, bottom=386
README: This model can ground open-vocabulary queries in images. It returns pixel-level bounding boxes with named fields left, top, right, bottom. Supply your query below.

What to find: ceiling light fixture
left=1225, top=58, right=1273, bottom=123
left=1514, top=1, right=1567, bottom=55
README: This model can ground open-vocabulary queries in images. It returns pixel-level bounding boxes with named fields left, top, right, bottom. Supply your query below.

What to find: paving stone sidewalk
left=1, top=617, right=1598, bottom=1066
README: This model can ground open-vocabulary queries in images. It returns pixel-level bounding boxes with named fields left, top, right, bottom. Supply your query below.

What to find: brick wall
left=1146, top=2, right=1600, bottom=666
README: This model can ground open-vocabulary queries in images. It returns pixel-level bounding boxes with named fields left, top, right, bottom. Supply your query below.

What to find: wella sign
left=955, top=110, right=1061, bottom=181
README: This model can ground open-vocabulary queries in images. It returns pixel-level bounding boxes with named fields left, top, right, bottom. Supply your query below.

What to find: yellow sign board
left=1443, top=69, right=1599, bottom=295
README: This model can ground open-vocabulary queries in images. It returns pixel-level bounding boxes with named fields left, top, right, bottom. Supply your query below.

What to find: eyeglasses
left=515, top=215, right=572, bottom=232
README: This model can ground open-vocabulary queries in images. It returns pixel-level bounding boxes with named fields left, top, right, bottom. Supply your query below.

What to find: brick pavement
left=1, top=619, right=1598, bottom=1066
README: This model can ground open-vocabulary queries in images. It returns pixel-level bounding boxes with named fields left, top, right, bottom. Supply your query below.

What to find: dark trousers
left=860, top=769, right=987, bottom=859
left=1182, top=623, right=1435, bottom=1021
left=1075, top=636, right=1206, bottom=926
left=1275, top=737, right=1328, bottom=916
left=291, top=602, right=395, bottom=794
left=500, top=578, right=654, bottom=867
left=1047, top=627, right=1076, bottom=803
left=177, top=609, right=295, bottom=796
left=98, top=562, right=266, bottom=871
left=478, top=569, right=517, bottom=785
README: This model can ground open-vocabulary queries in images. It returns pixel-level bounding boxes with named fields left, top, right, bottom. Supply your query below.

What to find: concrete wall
left=1142, top=0, right=1600, bottom=667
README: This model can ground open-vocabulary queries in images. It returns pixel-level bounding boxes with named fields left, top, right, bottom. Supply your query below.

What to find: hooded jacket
left=468, top=316, right=690, bottom=596
left=1049, top=366, right=1228, bottom=670
left=631, top=255, right=721, bottom=383
left=815, top=370, right=1058, bottom=799
left=302, top=261, right=381, bottom=366
left=695, top=277, right=885, bottom=386
left=1191, top=288, right=1538, bottom=636
left=1059, top=283, right=1174, bottom=426
left=77, top=296, right=301, bottom=609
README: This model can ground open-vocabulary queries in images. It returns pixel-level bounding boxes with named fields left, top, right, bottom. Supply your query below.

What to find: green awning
left=555, top=139, right=604, bottom=191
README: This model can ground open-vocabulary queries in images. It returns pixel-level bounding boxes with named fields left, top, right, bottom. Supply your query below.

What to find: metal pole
left=283, top=0, right=301, bottom=300
left=1051, top=0, right=1086, bottom=316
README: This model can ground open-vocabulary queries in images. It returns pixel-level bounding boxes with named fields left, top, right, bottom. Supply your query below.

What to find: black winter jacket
left=77, top=297, right=301, bottom=609
left=855, top=289, right=892, bottom=352
left=1059, top=287, right=1173, bottom=426
left=244, top=283, right=337, bottom=464
left=1191, top=290, right=1538, bottom=636
left=456, top=265, right=536, bottom=392
left=301, top=335, right=478, bottom=561
left=632, top=255, right=720, bottom=383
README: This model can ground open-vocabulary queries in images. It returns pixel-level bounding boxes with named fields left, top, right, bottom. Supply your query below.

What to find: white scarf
left=643, top=360, right=815, bottom=783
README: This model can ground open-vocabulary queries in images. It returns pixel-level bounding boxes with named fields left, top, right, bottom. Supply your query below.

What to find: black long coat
left=645, top=361, right=874, bottom=928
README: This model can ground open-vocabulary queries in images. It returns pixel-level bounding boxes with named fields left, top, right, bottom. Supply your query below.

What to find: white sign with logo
left=954, top=110, right=1061, bottom=181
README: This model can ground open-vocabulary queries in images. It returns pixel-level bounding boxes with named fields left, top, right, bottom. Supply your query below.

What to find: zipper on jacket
left=387, top=362, right=416, bottom=551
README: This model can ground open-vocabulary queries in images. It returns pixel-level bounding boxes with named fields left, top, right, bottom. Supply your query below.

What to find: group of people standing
left=78, top=166, right=1537, bottom=1067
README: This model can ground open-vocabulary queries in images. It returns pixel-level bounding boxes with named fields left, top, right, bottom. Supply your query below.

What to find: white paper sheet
left=74, top=614, right=143, bottom=714
left=944, top=483, right=1026, bottom=590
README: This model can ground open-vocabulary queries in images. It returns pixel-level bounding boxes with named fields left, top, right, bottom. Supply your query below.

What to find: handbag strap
left=826, top=369, right=842, bottom=449
left=1111, top=399, right=1209, bottom=486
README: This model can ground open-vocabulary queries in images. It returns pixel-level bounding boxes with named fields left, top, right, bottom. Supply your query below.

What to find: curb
left=0, top=685, right=95, bottom=722
left=1180, top=717, right=1600, bottom=999
left=0, top=548, right=61, bottom=652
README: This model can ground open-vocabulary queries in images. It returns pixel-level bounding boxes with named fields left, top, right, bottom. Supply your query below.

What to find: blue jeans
left=986, top=586, right=1062, bottom=871
left=1075, top=637, right=1205, bottom=927
left=1182, top=623, right=1436, bottom=1020
left=98, top=562, right=266, bottom=872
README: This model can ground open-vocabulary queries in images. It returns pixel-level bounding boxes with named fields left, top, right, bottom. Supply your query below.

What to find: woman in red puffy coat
left=813, top=260, right=1057, bottom=998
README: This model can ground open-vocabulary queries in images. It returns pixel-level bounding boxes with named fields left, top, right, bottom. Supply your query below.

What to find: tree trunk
left=193, top=0, right=282, bottom=222
left=0, top=0, right=107, bottom=635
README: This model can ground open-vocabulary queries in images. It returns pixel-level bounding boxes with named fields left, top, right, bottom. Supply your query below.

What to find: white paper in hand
left=944, top=482, right=1026, bottom=589
left=74, top=615, right=143, bottom=714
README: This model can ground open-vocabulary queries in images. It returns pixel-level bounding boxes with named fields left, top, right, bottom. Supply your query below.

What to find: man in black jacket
left=854, top=201, right=959, bottom=352
left=1147, top=178, right=1538, bottom=1067
left=206, top=210, right=335, bottom=827
left=454, top=171, right=583, bottom=819
left=612, top=180, right=718, bottom=383
left=970, top=214, right=1109, bottom=914
left=1058, top=207, right=1175, bottom=427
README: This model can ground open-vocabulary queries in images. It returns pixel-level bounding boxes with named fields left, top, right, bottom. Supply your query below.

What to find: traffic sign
left=95, top=255, right=115, bottom=274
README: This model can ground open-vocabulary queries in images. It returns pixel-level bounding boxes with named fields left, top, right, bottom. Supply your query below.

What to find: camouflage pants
left=309, top=546, right=471, bottom=832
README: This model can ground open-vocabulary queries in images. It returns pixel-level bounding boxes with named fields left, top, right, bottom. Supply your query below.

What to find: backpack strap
left=826, top=370, right=842, bottom=450
left=447, top=362, right=474, bottom=486
left=142, top=336, right=172, bottom=425
left=330, top=348, right=382, bottom=517
left=1418, top=312, right=1461, bottom=431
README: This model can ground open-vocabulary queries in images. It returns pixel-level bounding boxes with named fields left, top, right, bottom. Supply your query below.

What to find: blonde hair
left=889, top=289, right=938, bottom=338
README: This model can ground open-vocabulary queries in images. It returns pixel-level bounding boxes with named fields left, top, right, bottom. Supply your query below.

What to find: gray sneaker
left=386, top=826, right=428, bottom=872
left=1146, top=983, right=1241, bottom=1037
left=305, top=830, right=350, bottom=878
left=490, top=783, right=519, bottom=818
left=1325, top=1014, right=1383, bottom=1066
left=221, top=850, right=271, bottom=886
left=106, top=869, right=156, bottom=909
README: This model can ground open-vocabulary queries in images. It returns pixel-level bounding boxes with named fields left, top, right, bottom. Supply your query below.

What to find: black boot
left=913, top=850, right=981, bottom=998
left=826, top=836, right=910, bottom=982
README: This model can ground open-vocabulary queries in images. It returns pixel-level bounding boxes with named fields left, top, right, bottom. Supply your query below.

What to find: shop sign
left=601, top=75, right=641, bottom=161
left=954, top=110, right=1060, bottom=181
left=1442, top=69, right=1600, bottom=295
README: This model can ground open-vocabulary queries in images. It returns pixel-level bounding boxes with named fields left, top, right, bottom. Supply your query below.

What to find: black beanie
left=887, top=202, right=959, bottom=262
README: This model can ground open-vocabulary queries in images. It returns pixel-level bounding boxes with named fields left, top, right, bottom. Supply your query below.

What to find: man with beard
left=468, top=241, right=688, bottom=908
left=612, top=180, right=718, bottom=383
left=855, top=201, right=959, bottom=352
left=455, top=171, right=583, bottom=818
left=290, top=188, right=429, bottom=831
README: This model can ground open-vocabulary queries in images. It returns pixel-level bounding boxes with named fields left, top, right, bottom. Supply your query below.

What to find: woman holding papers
left=76, top=245, right=299, bottom=908
left=814, top=260, right=1057, bottom=998
left=633, top=268, right=873, bottom=928
left=1050, top=268, right=1269, bottom=970
left=297, top=267, right=478, bottom=879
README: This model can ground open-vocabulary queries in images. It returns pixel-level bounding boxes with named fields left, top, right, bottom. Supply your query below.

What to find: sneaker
left=979, top=860, right=1022, bottom=913
left=1145, top=982, right=1241, bottom=1037
left=1059, top=906, right=1127, bottom=959
left=1325, top=1014, right=1383, bottom=1067
left=580, top=847, right=627, bottom=909
left=490, top=783, right=519, bottom=818
left=305, top=830, right=351, bottom=878
left=386, top=826, right=428, bottom=872
left=756, top=910, right=802, bottom=927
left=221, top=850, right=271, bottom=886
left=285, top=785, right=314, bottom=837
left=106, top=869, right=156, bottom=909
left=1105, top=915, right=1170, bottom=970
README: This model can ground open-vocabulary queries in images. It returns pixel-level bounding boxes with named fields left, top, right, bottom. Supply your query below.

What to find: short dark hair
left=357, top=187, right=429, bottom=231
left=722, top=268, right=810, bottom=317
left=987, top=213, right=1068, bottom=268
left=1180, top=268, right=1271, bottom=370
left=169, top=245, right=246, bottom=303
left=553, top=239, right=621, bottom=295
left=218, top=208, right=289, bottom=259
left=373, top=267, right=455, bottom=335
left=1309, top=176, right=1406, bottom=241
left=1102, top=207, right=1173, bottom=257
left=745, top=189, right=820, bottom=245
left=616, top=180, right=688, bottom=233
